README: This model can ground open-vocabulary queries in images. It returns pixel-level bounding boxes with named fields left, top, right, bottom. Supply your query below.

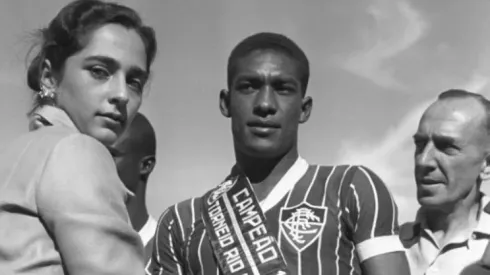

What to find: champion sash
left=201, top=175, right=289, bottom=275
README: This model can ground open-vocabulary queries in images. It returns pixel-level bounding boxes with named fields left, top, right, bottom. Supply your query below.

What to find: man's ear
left=39, top=59, right=57, bottom=91
left=481, top=154, right=490, bottom=181
left=219, top=89, right=231, bottom=118
left=299, top=96, right=313, bottom=124
left=139, top=155, right=156, bottom=176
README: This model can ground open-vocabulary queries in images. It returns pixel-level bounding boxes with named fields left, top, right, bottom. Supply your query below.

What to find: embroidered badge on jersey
left=279, top=202, right=327, bottom=252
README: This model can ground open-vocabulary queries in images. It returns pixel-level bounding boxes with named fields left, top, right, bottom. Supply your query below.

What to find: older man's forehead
left=418, top=98, right=488, bottom=140
left=429, top=98, right=484, bottom=120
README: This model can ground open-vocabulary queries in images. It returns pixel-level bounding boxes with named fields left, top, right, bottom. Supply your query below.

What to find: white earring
left=38, top=85, right=56, bottom=102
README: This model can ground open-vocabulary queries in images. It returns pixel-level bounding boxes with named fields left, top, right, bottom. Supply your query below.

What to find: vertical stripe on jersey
left=321, top=166, right=336, bottom=206
left=155, top=208, right=170, bottom=275
left=357, top=167, right=379, bottom=239
left=168, top=220, right=183, bottom=275
left=305, top=166, right=321, bottom=275
left=334, top=166, right=354, bottom=275
left=318, top=166, right=336, bottom=275
left=174, top=203, right=186, bottom=242
left=349, top=245, right=355, bottom=275
left=388, top=187, right=396, bottom=235
left=191, top=198, right=196, bottom=231
left=349, top=185, right=360, bottom=232
left=185, top=198, right=197, bottom=274
left=197, top=230, right=205, bottom=273
left=303, top=166, right=320, bottom=201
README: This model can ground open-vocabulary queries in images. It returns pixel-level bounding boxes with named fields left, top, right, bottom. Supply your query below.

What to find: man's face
left=110, top=133, right=142, bottom=193
left=223, top=50, right=311, bottom=158
left=413, top=98, right=489, bottom=208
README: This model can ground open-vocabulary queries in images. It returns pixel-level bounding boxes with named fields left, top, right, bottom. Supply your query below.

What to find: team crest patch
left=207, top=178, right=237, bottom=205
left=280, top=202, right=327, bottom=252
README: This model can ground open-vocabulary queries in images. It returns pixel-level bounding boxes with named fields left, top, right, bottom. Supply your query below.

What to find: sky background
left=1, top=0, right=490, bottom=223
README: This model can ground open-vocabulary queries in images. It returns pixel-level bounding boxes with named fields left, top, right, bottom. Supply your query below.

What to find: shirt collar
left=400, top=193, right=490, bottom=244
left=29, top=105, right=139, bottom=205
left=473, top=195, right=490, bottom=235
left=138, top=215, right=157, bottom=246
left=229, top=156, right=309, bottom=212
left=29, top=105, right=77, bottom=131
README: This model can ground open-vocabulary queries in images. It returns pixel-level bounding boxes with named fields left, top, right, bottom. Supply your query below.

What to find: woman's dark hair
left=27, top=0, right=157, bottom=108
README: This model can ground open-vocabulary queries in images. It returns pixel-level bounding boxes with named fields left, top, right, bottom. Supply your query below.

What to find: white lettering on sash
left=231, top=187, right=280, bottom=265
left=253, top=237, right=277, bottom=263
left=224, top=247, right=246, bottom=272
left=232, top=188, right=249, bottom=201
left=209, top=201, right=235, bottom=248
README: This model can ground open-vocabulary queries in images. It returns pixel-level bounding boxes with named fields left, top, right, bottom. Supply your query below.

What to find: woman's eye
left=90, top=66, right=110, bottom=79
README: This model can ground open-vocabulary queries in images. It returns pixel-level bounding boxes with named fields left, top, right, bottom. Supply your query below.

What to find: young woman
left=0, top=1, right=157, bottom=274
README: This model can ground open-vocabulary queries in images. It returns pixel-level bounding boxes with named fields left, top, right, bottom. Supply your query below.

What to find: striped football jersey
left=147, top=159, right=402, bottom=275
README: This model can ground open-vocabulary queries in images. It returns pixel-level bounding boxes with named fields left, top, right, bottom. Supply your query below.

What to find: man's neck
left=424, top=188, right=481, bottom=247
left=126, top=181, right=150, bottom=232
left=235, top=146, right=299, bottom=202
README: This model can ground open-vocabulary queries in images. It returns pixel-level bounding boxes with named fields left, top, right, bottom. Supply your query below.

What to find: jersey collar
left=229, top=156, right=309, bottom=212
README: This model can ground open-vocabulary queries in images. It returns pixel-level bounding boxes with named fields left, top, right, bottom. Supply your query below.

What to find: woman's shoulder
left=38, top=127, right=111, bottom=162
left=7, top=126, right=110, bottom=163
left=0, top=126, right=114, bottom=192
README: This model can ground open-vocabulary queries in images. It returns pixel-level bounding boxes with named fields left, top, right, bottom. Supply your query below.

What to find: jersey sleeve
left=36, top=134, right=145, bottom=275
left=345, top=165, right=404, bottom=262
left=146, top=207, right=186, bottom=275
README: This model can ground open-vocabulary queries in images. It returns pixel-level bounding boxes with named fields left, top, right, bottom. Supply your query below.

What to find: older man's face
left=413, top=98, right=489, bottom=208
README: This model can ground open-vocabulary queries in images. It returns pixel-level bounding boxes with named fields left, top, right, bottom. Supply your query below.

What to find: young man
left=111, top=113, right=158, bottom=261
left=148, top=32, right=409, bottom=275
left=400, top=90, right=490, bottom=275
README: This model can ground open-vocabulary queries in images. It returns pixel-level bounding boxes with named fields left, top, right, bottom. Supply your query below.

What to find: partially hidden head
left=414, top=89, right=490, bottom=209
left=219, top=32, right=313, bottom=159
left=27, top=0, right=157, bottom=146
left=110, top=112, right=156, bottom=193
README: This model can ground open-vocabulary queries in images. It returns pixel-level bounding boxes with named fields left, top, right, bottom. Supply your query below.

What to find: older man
left=400, top=89, right=490, bottom=275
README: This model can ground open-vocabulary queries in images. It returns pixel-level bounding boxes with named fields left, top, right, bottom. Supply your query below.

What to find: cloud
left=462, top=74, right=489, bottom=95
left=336, top=74, right=489, bottom=223
left=341, top=0, right=427, bottom=91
